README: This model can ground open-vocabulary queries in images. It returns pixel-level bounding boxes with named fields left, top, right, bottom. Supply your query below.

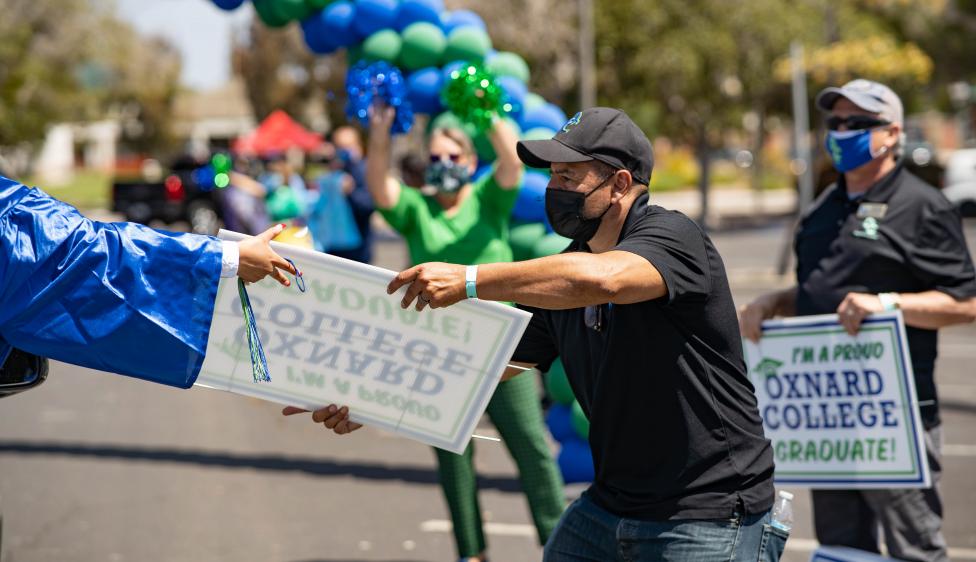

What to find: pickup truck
left=111, top=155, right=222, bottom=234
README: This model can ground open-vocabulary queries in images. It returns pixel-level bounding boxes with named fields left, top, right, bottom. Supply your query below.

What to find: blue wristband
left=465, top=265, right=478, bottom=299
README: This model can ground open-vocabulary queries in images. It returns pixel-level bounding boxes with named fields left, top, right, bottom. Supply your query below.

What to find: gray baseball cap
left=815, top=79, right=904, bottom=124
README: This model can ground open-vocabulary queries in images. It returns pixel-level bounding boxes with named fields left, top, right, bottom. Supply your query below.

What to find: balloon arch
left=211, top=0, right=593, bottom=483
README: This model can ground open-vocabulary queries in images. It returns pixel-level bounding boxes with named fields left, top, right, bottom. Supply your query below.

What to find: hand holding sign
left=837, top=292, right=885, bottom=336
left=282, top=404, right=363, bottom=435
left=387, top=262, right=467, bottom=311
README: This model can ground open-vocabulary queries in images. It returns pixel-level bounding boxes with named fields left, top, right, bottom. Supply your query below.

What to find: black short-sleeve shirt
left=795, top=162, right=976, bottom=428
left=514, top=192, right=775, bottom=520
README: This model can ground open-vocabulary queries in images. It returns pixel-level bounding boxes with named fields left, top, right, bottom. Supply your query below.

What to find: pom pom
left=345, top=61, right=414, bottom=135
left=441, top=63, right=507, bottom=132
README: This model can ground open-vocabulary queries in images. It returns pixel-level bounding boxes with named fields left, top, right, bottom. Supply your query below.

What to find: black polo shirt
left=795, top=162, right=976, bottom=429
left=513, top=192, right=775, bottom=520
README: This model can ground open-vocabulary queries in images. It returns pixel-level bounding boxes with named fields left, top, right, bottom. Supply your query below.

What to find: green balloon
left=521, top=127, right=557, bottom=141
left=362, top=29, right=403, bottom=63
left=443, top=27, right=492, bottom=64
left=544, top=359, right=575, bottom=405
left=275, top=0, right=312, bottom=20
left=571, top=400, right=590, bottom=438
left=523, top=92, right=547, bottom=111
left=533, top=233, right=572, bottom=258
left=399, top=22, right=447, bottom=71
left=252, top=0, right=291, bottom=27
left=487, top=51, right=530, bottom=84
left=305, top=0, right=334, bottom=10
left=472, top=118, right=520, bottom=161
left=509, top=222, right=546, bottom=261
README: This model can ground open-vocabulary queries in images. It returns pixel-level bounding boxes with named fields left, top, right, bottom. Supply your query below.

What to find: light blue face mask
left=825, top=129, right=885, bottom=173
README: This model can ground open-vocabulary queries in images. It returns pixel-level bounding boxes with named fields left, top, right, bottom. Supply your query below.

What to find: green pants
left=434, top=372, right=566, bottom=558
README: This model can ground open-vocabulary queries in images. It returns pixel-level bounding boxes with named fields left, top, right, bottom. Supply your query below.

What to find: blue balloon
left=395, top=0, right=444, bottom=31
left=497, top=75, right=527, bottom=121
left=353, top=0, right=399, bottom=38
left=301, top=12, right=337, bottom=54
left=513, top=171, right=549, bottom=223
left=212, top=0, right=245, bottom=10
left=521, top=103, right=569, bottom=132
left=557, top=438, right=595, bottom=484
left=407, top=67, right=443, bottom=115
left=440, top=9, right=486, bottom=35
left=322, top=1, right=359, bottom=48
left=546, top=404, right=575, bottom=443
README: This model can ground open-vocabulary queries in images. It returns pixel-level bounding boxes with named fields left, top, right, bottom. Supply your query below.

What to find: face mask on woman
left=424, top=160, right=471, bottom=194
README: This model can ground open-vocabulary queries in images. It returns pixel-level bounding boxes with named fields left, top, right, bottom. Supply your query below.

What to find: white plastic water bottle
left=770, top=490, right=794, bottom=532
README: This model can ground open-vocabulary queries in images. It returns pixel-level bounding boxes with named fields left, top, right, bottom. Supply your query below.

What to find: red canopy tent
left=232, top=110, right=324, bottom=156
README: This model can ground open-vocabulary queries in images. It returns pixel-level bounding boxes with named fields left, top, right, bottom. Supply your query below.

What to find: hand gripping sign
left=743, top=312, right=930, bottom=488
left=196, top=231, right=531, bottom=453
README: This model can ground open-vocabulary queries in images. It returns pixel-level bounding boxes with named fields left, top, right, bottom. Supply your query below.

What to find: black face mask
left=545, top=174, right=614, bottom=241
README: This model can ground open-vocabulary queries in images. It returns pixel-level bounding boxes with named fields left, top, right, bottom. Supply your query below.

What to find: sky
left=115, top=0, right=253, bottom=91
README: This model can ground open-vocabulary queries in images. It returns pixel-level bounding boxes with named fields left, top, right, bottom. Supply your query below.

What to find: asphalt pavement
left=1, top=218, right=975, bottom=562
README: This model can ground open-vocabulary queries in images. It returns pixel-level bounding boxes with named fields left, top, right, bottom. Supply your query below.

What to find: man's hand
left=387, top=262, right=467, bottom=311
left=237, top=224, right=297, bottom=286
left=837, top=292, right=884, bottom=336
left=738, top=293, right=780, bottom=343
left=369, top=104, right=395, bottom=138
left=282, top=405, right=363, bottom=435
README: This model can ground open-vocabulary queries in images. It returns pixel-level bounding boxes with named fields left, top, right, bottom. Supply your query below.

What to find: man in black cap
left=386, top=108, right=781, bottom=560
left=741, top=79, right=976, bottom=561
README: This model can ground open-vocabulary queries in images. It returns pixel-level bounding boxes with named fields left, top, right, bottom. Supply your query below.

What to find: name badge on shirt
left=856, top=202, right=888, bottom=220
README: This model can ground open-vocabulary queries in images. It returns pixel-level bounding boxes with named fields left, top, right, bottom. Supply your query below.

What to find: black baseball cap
left=517, top=107, right=654, bottom=185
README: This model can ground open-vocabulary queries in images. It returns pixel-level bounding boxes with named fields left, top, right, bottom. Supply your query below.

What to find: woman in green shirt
left=366, top=106, right=565, bottom=562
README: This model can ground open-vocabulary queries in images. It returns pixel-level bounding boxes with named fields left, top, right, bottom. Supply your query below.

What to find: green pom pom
left=544, top=359, right=575, bottom=405
left=523, top=92, right=547, bottom=111
left=443, top=27, right=492, bottom=63
left=442, top=64, right=504, bottom=132
left=362, top=29, right=402, bottom=63
left=509, top=222, right=546, bottom=261
left=533, top=233, right=572, bottom=259
left=399, top=22, right=446, bottom=71
left=571, top=400, right=590, bottom=439
left=487, top=51, right=530, bottom=84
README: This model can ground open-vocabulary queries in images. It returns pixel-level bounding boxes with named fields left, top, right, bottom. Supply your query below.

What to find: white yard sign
left=743, top=312, right=930, bottom=488
left=196, top=231, right=531, bottom=453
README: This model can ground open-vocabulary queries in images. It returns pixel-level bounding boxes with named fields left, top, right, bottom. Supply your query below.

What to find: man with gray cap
left=740, top=79, right=976, bottom=560
left=387, top=107, right=782, bottom=560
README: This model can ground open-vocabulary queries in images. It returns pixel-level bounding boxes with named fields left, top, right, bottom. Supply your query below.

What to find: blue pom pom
left=513, top=171, right=549, bottom=223
left=212, top=0, right=245, bottom=10
left=345, top=61, right=414, bottom=135
left=546, top=404, right=576, bottom=443
left=406, top=67, right=444, bottom=115
left=440, top=9, right=486, bottom=35
left=321, top=1, right=359, bottom=48
left=557, top=438, right=595, bottom=484
left=353, top=0, right=399, bottom=38
left=395, top=0, right=444, bottom=31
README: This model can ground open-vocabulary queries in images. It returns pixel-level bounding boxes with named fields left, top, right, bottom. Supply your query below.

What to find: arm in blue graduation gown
left=0, top=176, right=222, bottom=388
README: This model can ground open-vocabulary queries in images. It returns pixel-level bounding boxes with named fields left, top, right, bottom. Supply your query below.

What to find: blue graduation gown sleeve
left=0, top=176, right=222, bottom=388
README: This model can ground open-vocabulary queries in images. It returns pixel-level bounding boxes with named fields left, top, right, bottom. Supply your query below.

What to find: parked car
left=941, top=149, right=976, bottom=217
left=111, top=155, right=222, bottom=234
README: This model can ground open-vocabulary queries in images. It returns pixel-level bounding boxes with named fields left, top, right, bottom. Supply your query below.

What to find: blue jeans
left=543, top=492, right=788, bottom=561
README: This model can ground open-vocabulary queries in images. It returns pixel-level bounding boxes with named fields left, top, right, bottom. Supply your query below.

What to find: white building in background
left=33, top=120, right=121, bottom=185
